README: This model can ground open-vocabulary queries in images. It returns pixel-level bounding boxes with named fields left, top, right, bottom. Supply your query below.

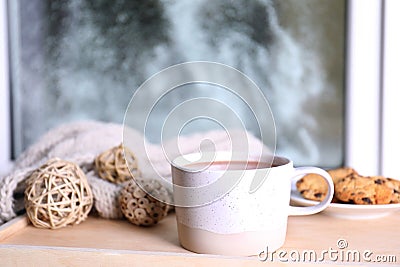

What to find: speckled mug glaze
left=171, top=152, right=334, bottom=256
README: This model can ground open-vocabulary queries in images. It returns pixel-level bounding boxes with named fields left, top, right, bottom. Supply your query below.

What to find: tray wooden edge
left=0, top=216, right=265, bottom=266
left=0, top=215, right=29, bottom=242
left=0, top=244, right=292, bottom=267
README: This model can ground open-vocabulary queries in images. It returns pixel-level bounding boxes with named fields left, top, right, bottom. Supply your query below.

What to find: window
left=346, top=0, right=400, bottom=177
left=0, top=0, right=11, bottom=173
left=1, top=0, right=398, bottom=176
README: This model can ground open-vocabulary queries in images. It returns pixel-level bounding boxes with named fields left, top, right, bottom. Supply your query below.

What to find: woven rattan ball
left=25, top=158, right=93, bottom=229
left=95, top=143, right=140, bottom=184
left=120, top=179, right=171, bottom=226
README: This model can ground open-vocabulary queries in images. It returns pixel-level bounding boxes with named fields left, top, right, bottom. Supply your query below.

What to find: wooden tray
left=1, top=212, right=399, bottom=266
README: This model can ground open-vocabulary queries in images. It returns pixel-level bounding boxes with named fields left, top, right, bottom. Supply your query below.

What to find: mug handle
left=289, top=167, right=334, bottom=216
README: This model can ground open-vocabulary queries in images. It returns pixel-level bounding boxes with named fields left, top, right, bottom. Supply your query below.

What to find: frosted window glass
left=10, top=0, right=345, bottom=167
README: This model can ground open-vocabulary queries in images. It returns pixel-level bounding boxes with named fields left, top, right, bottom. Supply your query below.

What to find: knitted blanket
left=0, top=121, right=268, bottom=225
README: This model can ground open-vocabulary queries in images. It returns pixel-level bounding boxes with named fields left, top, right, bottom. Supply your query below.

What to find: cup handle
left=288, top=167, right=334, bottom=216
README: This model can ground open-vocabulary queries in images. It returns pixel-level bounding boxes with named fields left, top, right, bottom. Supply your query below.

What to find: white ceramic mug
left=171, top=152, right=334, bottom=256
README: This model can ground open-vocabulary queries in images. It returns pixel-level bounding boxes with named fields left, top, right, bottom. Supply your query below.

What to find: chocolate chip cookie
left=296, top=173, right=328, bottom=201
left=335, top=174, right=394, bottom=204
left=328, top=167, right=358, bottom=183
left=384, top=178, right=400, bottom=203
left=296, top=167, right=357, bottom=201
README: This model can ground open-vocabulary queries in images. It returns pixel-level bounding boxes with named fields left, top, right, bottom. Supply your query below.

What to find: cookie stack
left=296, top=167, right=400, bottom=205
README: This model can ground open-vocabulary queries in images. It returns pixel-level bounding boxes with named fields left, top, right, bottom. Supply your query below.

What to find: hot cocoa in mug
left=171, top=152, right=334, bottom=256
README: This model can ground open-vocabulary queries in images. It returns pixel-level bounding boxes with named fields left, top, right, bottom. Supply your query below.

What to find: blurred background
left=1, top=0, right=399, bottom=175
left=6, top=0, right=345, bottom=167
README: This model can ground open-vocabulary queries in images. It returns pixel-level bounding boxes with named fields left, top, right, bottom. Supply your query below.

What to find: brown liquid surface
left=185, top=160, right=277, bottom=171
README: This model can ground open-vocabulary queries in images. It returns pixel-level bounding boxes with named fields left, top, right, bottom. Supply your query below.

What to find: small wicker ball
left=95, top=143, right=140, bottom=184
left=120, top=179, right=171, bottom=226
left=25, top=158, right=93, bottom=229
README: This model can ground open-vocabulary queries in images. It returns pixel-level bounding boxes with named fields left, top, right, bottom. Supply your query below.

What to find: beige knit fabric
left=0, top=121, right=268, bottom=225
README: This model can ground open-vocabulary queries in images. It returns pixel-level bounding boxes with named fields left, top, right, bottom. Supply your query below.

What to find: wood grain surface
left=0, top=212, right=399, bottom=266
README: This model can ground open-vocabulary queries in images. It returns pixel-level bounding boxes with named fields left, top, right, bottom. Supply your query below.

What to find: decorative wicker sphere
left=25, top=158, right=93, bottom=229
left=95, top=143, right=140, bottom=184
left=120, top=179, right=171, bottom=226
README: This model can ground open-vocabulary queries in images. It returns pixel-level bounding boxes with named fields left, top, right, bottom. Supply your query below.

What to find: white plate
left=290, top=181, right=400, bottom=220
